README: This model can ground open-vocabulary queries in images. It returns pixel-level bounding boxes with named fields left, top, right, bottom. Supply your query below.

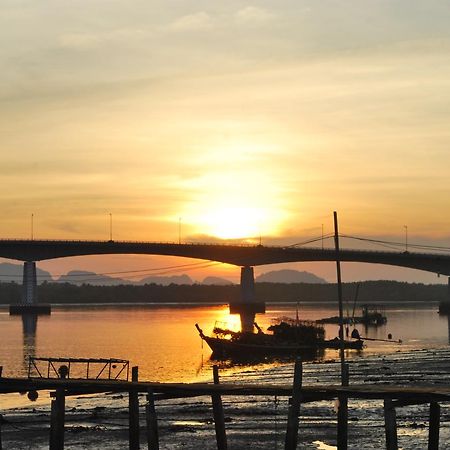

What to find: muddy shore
left=1, top=347, right=449, bottom=449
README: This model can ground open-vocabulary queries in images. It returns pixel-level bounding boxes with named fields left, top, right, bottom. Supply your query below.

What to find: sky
left=1, top=1, right=450, bottom=283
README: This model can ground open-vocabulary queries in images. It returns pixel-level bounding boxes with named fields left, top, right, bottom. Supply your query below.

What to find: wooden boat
left=195, top=318, right=363, bottom=358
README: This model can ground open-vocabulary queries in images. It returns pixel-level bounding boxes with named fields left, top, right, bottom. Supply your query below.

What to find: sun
left=176, top=143, right=289, bottom=241
left=202, top=206, right=266, bottom=240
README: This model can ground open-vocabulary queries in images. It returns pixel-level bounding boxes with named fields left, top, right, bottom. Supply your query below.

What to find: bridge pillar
left=229, top=266, right=265, bottom=333
left=10, top=261, right=50, bottom=315
left=439, top=277, right=450, bottom=314
left=22, top=261, right=38, bottom=305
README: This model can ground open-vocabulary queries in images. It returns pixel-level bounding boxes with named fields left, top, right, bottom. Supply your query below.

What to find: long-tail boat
left=195, top=318, right=363, bottom=358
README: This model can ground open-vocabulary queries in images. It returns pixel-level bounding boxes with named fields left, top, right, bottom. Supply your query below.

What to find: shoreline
left=0, top=299, right=441, bottom=309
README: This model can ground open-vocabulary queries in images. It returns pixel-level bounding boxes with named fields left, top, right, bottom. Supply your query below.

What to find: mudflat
left=1, top=347, right=449, bottom=449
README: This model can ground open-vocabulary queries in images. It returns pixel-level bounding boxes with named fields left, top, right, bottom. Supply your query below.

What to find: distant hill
left=256, top=269, right=327, bottom=284
left=202, top=276, right=234, bottom=285
left=139, top=274, right=193, bottom=285
left=0, top=262, right=196, bottom=286
left=58, top=271, right=131, bottom=286
left=59, top=271, right=194, bottom=286
left=0, top=262, right=53, bottom=284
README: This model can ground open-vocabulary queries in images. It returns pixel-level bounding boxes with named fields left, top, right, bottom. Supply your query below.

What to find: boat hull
left=202, top=335, right=363, bottom=358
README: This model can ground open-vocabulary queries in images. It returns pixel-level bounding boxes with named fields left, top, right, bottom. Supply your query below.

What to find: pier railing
left=27, top=357, right=130, bottom=381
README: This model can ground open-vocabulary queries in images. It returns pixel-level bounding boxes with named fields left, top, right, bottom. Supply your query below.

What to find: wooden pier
left=1, top=361, right=449, bottom=450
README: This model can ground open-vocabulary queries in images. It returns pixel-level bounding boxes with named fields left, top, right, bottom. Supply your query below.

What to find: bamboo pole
left=49, top=388, right=65, bottom=450
left=146, top=388, right=159, bottom=450
left=384, top=399, right=398, bottom=450
left=428, top=401, right=440, bottom=450
left=333, top=211, right=346, bottom=380
left=334, top=211, right=348, bottom=450
left=337, top=363, right=349, bottom=450
left=285, top=358, right=302, bottom=450
left=211, top=365, right=227, bottom=450
left=129, top=366, right=140, bottom=450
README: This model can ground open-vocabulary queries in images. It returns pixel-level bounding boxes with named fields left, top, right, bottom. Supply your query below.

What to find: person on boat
left=351, top=328, right=360, bottom=339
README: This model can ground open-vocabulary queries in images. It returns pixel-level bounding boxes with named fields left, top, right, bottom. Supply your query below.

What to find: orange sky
left=1, top=1, right=450, bottom=283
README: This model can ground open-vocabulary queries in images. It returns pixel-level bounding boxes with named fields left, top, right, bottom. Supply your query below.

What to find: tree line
left=0, top=280, right=447, bottom=304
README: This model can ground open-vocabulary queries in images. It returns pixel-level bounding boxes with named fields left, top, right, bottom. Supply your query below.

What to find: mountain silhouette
left=0, top=262, right=53, bottom=284
left=256, top=269, right=327, bottom=284
left=58, top=270, right=130, bottom=286
left=201, top=276, right=234, bottom=285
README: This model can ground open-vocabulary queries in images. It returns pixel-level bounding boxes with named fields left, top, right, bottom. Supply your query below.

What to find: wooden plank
left=384, top=399, right=398, bottom=450
left=337, top=363, right=349, bottom=450
left=49, top=388, right=65, bottom=450
left=146, top=388, right=159, bottom=450
left=211, top=365, right=227, bottom=450
left=129, top=366, right=140, bottom=450
left=2, top=376, right=450, bottom=400
left=428, top=401, right=440, bottom=450
left=285, top=358, right=302, bottom=450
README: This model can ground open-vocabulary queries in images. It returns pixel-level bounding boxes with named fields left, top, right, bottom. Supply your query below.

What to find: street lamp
left=404, top=225, right=408, bottom=252
left=109, top=213, right=113, bottom=242
left=321, top=223, right=324, bottom=250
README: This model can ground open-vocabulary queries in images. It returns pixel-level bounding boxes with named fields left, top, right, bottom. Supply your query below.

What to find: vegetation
left=0, top=280, right=447, bottom=304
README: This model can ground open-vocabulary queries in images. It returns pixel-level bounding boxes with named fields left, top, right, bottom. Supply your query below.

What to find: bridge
left=2, top=239, right=450, bottom=329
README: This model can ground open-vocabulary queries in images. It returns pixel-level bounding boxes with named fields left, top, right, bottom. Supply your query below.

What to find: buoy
left=27, top=390, right=38, bottom=402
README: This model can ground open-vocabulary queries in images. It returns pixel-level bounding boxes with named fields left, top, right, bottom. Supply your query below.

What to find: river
left=1, top=301, right=449, bottom=449
left=1, top=301, right=448, bottom=382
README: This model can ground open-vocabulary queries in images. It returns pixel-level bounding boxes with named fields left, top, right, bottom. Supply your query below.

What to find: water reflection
left=210, top=348, right=325, bottom=366
left=22, top=314, right=37, bottom=373
left=448, top=315, right=450, bottom=345
left=0, top=303, right=447, bottom=382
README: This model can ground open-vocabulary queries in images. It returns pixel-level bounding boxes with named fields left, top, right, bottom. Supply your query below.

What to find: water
left=1, top=302, right=449, bottom=448
left=0, top=301, right=448, bottom=383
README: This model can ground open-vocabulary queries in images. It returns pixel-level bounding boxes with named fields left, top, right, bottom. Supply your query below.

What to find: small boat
left=317, top=305, right=387, bottom=326
left=195, top=318, right=363, bottom=358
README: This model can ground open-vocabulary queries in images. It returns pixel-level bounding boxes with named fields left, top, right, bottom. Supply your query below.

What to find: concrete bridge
left=2, top=239, right=450, bottom=329
left=2, top=239, right=450, bottom=272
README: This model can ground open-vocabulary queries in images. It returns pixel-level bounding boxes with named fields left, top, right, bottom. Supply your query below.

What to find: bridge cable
left=341, top=234, right=450, bottom=253
left=286, top=233, right=334, bottom=248
left=0, top=261, right=225, bottom=282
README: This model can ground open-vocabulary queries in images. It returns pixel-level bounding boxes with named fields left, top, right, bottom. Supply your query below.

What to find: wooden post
left=146, top=388, right=159, bottom=450
left=49, top=388, right=65, bottom=450
left=337, top=363, right=349, bottom=450
left=0, top=413, right=3, bottom=450
left=129, top=366, right=140, bottom=450
left=428, top=401, right=440, bottom=450
left=285, top=358, right=302, bottom=450
left=211, top=365, right=227, bottom=450
left=384, top=399, right=398, bottom=450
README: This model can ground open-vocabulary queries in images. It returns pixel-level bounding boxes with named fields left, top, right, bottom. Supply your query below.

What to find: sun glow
left=178, top=140, right=290, bottom=241
left=202, top=206, right=267, bottom=240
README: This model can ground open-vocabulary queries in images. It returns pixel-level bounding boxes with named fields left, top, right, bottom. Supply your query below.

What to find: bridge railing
left=0, top=239, right=448, bottom=257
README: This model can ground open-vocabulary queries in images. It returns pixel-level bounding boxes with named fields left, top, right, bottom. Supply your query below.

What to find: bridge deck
left=1, top=239, right=450, bottom=274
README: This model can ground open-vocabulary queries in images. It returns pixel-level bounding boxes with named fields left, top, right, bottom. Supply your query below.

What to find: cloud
left=58, top=29, right=148, bottom=50
left=167, top=12, right=214, bottom=32
left=59, top=33, right=102, bottom=50
left=235, top=6, right=274, bottom=26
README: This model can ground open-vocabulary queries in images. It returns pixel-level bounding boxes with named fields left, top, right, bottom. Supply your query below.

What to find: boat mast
left=333, top=211, right=346, bottom=385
